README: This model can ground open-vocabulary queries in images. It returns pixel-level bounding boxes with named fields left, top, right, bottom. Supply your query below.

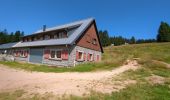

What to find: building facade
left=0, top=18, right=103, bottom=67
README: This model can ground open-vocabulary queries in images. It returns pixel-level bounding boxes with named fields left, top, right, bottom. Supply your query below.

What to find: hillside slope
left=103, top=42, right=170, bottom=64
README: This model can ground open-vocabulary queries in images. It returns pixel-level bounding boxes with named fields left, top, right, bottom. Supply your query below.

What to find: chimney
left=43, top=25, right=46, bottom=32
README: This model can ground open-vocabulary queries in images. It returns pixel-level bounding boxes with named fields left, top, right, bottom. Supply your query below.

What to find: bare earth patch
left=146, top=75, right=165, bottom=85
left=0, top=60, right=139, bottom=96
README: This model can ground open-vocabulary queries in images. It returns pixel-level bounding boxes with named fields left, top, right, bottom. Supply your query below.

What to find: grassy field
left=1, top=42, right=170, bottom=73
left=0, top=42, right=170, bottom=100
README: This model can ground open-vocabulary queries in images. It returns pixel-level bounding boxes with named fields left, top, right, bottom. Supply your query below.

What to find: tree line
left=0, top=21, right=170, bottom=46
left=99, top=21, right=170, bottom=47
left=0, top=29, right=24, bottom=44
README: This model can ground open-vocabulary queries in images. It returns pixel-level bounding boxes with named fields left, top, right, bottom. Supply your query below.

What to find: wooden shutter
left=83, top=53, right=86, bottom=61
left=16, top=51, right=19, bottom=57
left=93, top=53, right=95, bottom=61
left=97, top=55, right=99, bottom=61
left=76, top=51, right=79, bottom=60
left=61, top=50, right=64, bottom=59
left=44, top=49, right=50, bottom=59
left=65, top=50, right=68, bottom=60
left=87, top=53, right=90, bottom=61
left=17, top=50, right=20, bottom=57
left=14, top=50, right=17, bottom=57
left=62, top=50, right=68, bottom=60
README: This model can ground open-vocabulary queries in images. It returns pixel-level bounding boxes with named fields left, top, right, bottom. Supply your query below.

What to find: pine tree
left=130, top=36, right=136, bottom=44
left=157, top=22, right=170, bottom=42
left=0, top=29, right=24, bottom=44
left=14, top=31, right=23, bottom=42
left=99, top=30, right=111, bottom=47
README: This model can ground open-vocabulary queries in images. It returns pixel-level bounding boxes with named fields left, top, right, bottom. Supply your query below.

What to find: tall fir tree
left=130, top=36, right=136, bottom=44
left=99, top=30, right=111, bottom=47
left=157, top=22, right=170, bottom=42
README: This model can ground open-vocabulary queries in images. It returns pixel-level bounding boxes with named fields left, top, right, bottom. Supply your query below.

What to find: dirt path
left=0, top=60, right=139, bottom=96
left=152, top=60, right=170, bottom=68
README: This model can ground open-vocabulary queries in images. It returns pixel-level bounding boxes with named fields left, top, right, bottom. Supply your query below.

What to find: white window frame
left=77, top=50, right=84, bottom=61
left=20, top=50, right=24, bottom=57
left=59, top=32, right=62, bottom=38
left=50, top=50, right=56, bottom=59
left=89, top=53, right=93, bottom=61
left=20, top=50, right=27, bottom=58
left=56, top=50, right=62, bottom=59
left=49, top=49, right=62, bottom=60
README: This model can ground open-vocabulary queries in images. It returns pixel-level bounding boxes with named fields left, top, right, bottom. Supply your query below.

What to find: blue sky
left=0, top=0, right=170, bottom=39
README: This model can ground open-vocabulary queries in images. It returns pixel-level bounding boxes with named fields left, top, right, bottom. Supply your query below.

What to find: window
left=89, top=54, right=93, bottom=61
left=50, top=50, right=55, bottom=58
left=39, top=36, right=43, bottom=40
left=59, top=32, right=62, bottom=38
left=78, top=52, right=83, bottom=60
left=50, top=50, right=62, bottom=60
left=63, top=32, right=67, bottom=38
left=14, top=50, right=28, bottom=57
left=23, top=38, right=27, bottom=42
left=76, top=51, right=84, bottom=61
left=50, top=35, right=54, bottom=39
left=31, top=37, right=34, bottom=41
left=14, top=50, right=18, bottom=56
left=55, top=33, right=59, bottom=38
left=36, top=35, right=42, bottom=40
left=92, top=38, right=97, bottom=45
left=29, top=38, right=32, bottom=41
left=56, top=51, right=61, bottom=58
left=45, top=35, right=50, bottom=40
left=20, top=51, right=24, bottom=57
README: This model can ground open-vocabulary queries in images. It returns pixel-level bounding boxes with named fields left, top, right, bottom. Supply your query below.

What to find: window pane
left=21, top=51, right=24, bottom=56
left=56, top=51, right=61, bottom=58
left=56, top=34, right=59, bottom=38
left=78, top=52, right=82, bottom=60
left=59, top=33, right=62, bottom=38
left=50, top=51, right=55, bottom=58
left=50, top=35, right=54, bottom=39
left=90, top=54, right=92, bottom=61
left=93, top=39, right=97, bottom=44
left=63, top=32, right=67, bottom=38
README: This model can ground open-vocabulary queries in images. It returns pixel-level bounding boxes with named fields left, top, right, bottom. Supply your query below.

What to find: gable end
left=75, top=21, right=103, bottom=53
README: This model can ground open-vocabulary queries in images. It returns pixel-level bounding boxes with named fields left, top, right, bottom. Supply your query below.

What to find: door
left=29, top=48, right=43, bottom=64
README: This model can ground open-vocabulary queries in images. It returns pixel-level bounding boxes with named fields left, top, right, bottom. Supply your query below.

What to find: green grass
left=104, top=42, right=170, bottom=64
left=0, top=61, right=119, bottom=72
left=0, top=90, right=25, bottom=100
left=1, top=42, right=170, bottom=73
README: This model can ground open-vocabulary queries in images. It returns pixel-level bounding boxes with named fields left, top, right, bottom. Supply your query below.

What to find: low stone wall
left=0, top=54, right=15, bottom=61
